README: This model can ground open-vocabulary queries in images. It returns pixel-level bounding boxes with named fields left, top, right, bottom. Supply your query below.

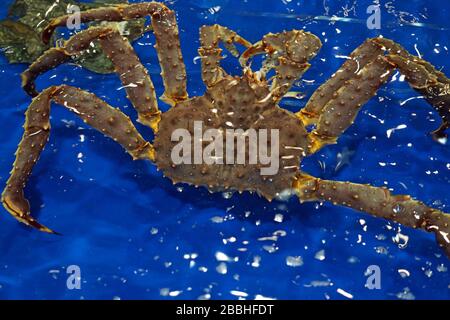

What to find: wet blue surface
left=0, top=0, right=449, bottom=300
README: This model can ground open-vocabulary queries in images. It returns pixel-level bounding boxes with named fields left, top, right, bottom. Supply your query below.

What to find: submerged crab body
left=154, top=76, right=308, bottom=199
left=2, top=2, right=450, bottom=258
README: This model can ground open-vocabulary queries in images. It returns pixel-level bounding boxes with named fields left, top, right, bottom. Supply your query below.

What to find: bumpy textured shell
left=153, top=77, right=309, bottom=200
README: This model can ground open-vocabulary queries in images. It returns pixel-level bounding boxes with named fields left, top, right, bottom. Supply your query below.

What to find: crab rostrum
left=2, top=2, right=449, bottom=258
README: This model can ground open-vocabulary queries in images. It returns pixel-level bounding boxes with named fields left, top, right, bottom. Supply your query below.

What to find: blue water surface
left=0, top=0, right=449, bottom=300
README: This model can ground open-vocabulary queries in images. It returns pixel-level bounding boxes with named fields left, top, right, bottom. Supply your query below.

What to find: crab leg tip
left=28, top=219, right=59, bottom=235
left=2, top=194, right=58, bottom=235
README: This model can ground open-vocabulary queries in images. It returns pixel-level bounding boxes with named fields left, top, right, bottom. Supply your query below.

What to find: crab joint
left=306, top=132, right=338, bottom=154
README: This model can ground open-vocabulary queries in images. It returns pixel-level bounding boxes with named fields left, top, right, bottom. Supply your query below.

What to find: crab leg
left=23, top=26, right=162, bottom=131
left=1, top=85, right=154, bottom=233
left=372, top=38, right=449, bottom=140
left=308, top=55, right=395, bottom=153
left=199, top=24, right=252, bottom=87
left=240, top=30, right=322, bottom=101
left=297, top=39, right=384, bottom=126
left=383, top=58, right=450, bottom=140
left=42, top=2, right=188, bottom=106
left=294, top=173, right=450, bottom=258
left=22, top=26, right=109, bottom=97
left=21, top=48, right=71, bottom=97
left=302, top=38, right=450, bottom=153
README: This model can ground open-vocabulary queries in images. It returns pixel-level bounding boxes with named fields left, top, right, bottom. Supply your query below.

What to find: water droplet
left=393, top=204, right=404, bottom=214
left=216, top=262, right=227, bottom=274
left=396, top=287, right=415, bottom=300
left=314, top=249, right=326, bottom=261
left=222, top=191, right=233, bottom=199
left=398, top=269, right=410, bottom=278
left=48, top=269, right=60, bottom=280
left=424, top=269, right=433, bottom=278
left=255, top=294, right=276, bottom=300
left=286, top=256, right=303, bottom=267
left=193, top=56, right=202, bottom=64
left=305, top=280, right=333, bottom=287
left=208, top=6, right=221, bottom=14
left=273, top=230, right=287, bottom=237
left=274, top=214, right=284, bottom=223
left=336, top=288, right=353, bottom=299
left=392, top=232, right=409, bottom=248
left=263, top=244, right=278, bottom=253
left=386, top=124, right=407, bottom=138
left=215, top=251, right=237, bottom=262
left=160, top=288, right=169, bottom=296
left=375, top=246, right=389, bottom=255
left=437, top=264, right=448, bottom=273
left=169, top=290, right=182, bottom=297
left=198, top=293, right=211, bottom=300
left=210, top=216, right=224, bottom=223
left=437, top=136, right=447, bottom=145
left=347, top=256, right=359, bottom=264
left=230, top=290, right=248, bottom=298
left=251, top=256, right=261, bottom=268
left=375, top=234, right=387, bottom=241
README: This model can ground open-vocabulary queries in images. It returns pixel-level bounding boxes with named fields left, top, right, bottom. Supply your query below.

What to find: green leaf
left=0, top=0, right=148, bottom=74
left=0, top=20, right=48, bottom=63
left=9, top=0, right=71, bottom=33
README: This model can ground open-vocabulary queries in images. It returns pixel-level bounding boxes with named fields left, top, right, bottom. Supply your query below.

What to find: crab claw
left=2, top=190, right=59, bottom=234
left=42, top=23, right=58, bottom=45
left=240, top=31, right=322, bottom=67
left=383, top=54, right=438, bottom=88
left=384, top=54, right=450, bottom=140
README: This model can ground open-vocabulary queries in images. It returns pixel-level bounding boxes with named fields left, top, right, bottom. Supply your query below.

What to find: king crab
left=1, top=2, right=449, bottom=257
